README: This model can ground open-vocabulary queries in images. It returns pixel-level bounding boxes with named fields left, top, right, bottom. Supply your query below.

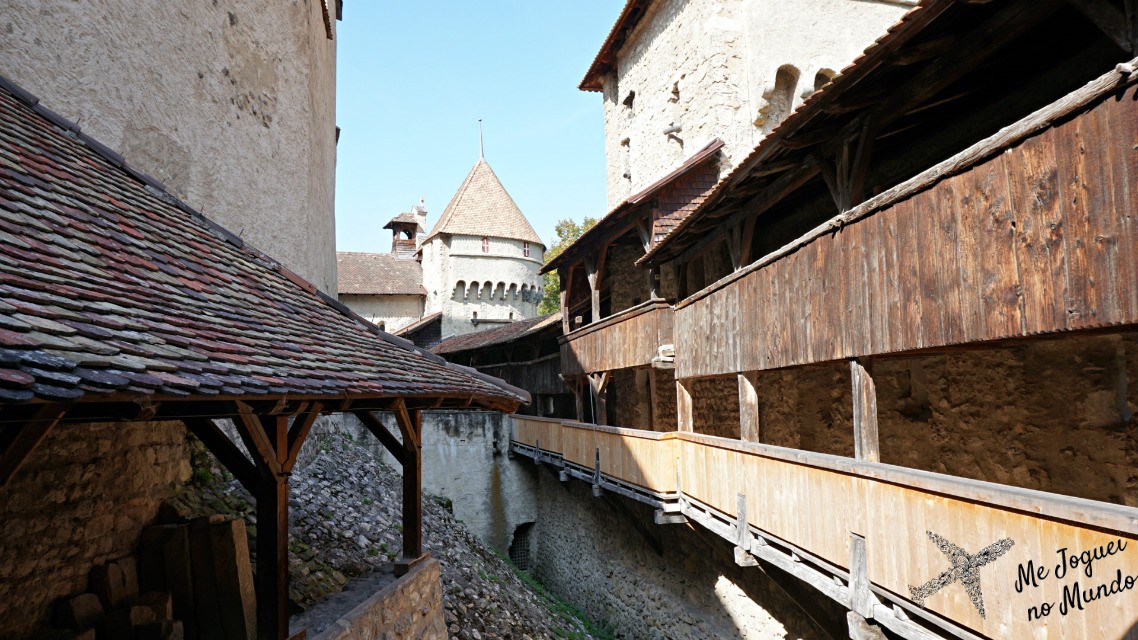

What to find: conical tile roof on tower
left=425, top=159, right=544, bottom=247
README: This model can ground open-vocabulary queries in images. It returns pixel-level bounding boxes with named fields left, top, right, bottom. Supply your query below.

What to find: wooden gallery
left=509, top=1, right=1138, bottom=639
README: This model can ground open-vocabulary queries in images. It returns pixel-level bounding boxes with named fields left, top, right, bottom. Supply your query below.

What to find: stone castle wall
left=0, top=421, right=192, bottom=638
left=601, top=0, right=905, bottom=208
left=0, top=0, right=338, bottom=293
left=311, top=558, right=447, bottom=640
left=420, top=235, right=545, bottom=339
left=737, top=333, right=1138, bottom=506
left=530, top=471, right=827, bottom=640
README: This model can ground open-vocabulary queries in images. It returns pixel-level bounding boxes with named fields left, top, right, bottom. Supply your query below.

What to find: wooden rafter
left=1068, top=0, right=1134, bottom=53
left=354, top=410, right=406, bottom=464
left=182, top=417, right=259, bottom=493
left=0, top=403, right=70, bottom=487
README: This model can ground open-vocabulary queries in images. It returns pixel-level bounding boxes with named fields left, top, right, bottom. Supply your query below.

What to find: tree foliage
left=538, top=217, right=598, bottom=315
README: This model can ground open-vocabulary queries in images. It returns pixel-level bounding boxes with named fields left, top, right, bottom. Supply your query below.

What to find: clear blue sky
left=334, top=2, right=622, bottom=253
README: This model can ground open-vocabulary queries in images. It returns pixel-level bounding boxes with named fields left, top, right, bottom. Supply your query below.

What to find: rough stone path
left=172, top=429, right=601, bottom=640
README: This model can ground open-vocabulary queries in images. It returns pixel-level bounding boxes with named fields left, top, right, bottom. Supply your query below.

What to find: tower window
left=523, top=241, right=530, bottom=257
left=482, top=237, right=490, bottom=253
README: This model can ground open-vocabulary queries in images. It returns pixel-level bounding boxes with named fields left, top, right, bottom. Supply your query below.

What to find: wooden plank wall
left=561, top=300, right=674, bottom=376
left=676, top=84, right=1138, bottom=379
left=480, top=356, right=566, bottom=396
left=511, top=416, right=1138, bottom=639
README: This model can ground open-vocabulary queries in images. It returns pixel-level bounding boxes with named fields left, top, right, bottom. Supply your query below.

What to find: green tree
left=538, top=217, right=597, bottom=315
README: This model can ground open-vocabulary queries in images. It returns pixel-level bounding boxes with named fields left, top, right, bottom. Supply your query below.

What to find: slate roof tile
left=424, top=160, right=544, bottom=246
left=336, top=251, right=424, bottom=296
left=0, top=77, right=527, bottom=409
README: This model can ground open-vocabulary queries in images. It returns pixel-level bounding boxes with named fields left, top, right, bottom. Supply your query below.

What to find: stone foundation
left=0, top=421, right=192, bottom=638
left=310, top=558, right=447, bottom=640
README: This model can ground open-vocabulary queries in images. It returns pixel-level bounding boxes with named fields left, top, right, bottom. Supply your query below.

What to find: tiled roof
left=579, top=0, right=651, bottom=92
left=0, top=77, right=526, bottom=410
left=542, top=139, right=722, bottom=274
left=424, top=160, right=544, bottom=246
left=382, top=212, right=423, bottom=232
left=391, top=312, right=441, bottom=338
left=433, top=313, right=561, bottom=355
left=337, top=252, right=424, bottom=296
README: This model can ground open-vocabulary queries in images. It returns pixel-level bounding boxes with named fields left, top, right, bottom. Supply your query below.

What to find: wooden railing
left=674, top=69, right=1138, bottom=379
left=511, top=415, right=1138, bottom=640
left=560, top=299, right=673, bottom=376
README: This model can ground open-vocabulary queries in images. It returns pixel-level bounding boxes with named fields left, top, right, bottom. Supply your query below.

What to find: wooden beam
left=867, top=0, right=1065, bottom=133
left=738, top=372, right=760, bottom=442
left=559, top=266, right=572, bottom=335
left=634, top=217, right=652, bottom=253
left=0, top=403, right=69, bottom=487
left=676, top=379, right=693, bottom=432
left=354, top=410, right=405, bottom=465
left=230, top=401, right=282, bottom=479
left=588, top=372, right=610, bottom=426
left=1068, top=0, right=1134, bottom=53
left=392, top=402, right=423, bottom=564
left=183, top=418, right=259, bottom=493
left=850, top=359, right=879, bottom=463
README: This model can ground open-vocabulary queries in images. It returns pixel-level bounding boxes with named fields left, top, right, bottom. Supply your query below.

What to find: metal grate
left=508, top=522, right=535, bottom=570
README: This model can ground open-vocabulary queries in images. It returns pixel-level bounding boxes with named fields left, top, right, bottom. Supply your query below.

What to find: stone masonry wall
left=875, top=334, right=1138, bottom=506
left=601, top=0, right=905, bottom=209
left=754, top=362, right=855, bottom=457
left=531, top=471, right=825, bottom=639
left=0, top=421, right=192, bottom=638
left=311, top=558, right=447, bottom=640
left=607, top=244, right=651, bottom=314
left=1, top=0, right=339, bottom=293
left=691, top=376, right=741, bottom=438
left=653, top=368, right=679, bottom=431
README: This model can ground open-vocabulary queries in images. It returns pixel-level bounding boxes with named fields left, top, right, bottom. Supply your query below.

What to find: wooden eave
left=579, top=0, right=653, bottom=92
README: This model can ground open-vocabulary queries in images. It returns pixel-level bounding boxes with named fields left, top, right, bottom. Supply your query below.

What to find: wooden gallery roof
left=0, top=76, right=528, bottom=416
left=639, top=0, right=1137, bottom=268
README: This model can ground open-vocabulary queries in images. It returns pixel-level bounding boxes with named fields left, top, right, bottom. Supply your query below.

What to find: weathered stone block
left=135, top=591, right=174, bottom=621
left=209, top=518, right=256, bottom=640
left=105, top=605, right=157, bottom=639
left=52, top=592, right=104, bottom=630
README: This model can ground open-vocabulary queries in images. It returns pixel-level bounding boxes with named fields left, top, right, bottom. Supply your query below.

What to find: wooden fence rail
left=560, top=299, right=674, bottom=376
left=511, top=415, right=1138, bottom=640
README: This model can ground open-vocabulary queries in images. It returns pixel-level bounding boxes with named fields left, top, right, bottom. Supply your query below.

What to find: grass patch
left=496, top=551, right=615, bottom=640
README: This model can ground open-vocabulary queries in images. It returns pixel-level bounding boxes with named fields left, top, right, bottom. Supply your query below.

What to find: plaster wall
left=420, top=235, right=545, bottom=339
left=0, top=0, right=338, bottom=293
left=337, top=294, right=424, bottom=332
left=601, top=0, right=905, bottom=208
left=0, top=421, right=192, bottom=638
left=343, top=411, right=539, bottom=557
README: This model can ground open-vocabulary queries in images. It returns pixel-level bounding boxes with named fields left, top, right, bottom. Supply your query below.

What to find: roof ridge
left=0, top=74, right=528, bottom=405
left=424, top=159, right=544, bottom=246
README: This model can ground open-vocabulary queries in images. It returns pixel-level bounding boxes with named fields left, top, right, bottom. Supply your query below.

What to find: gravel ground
left=171, top=430, right=603, bottom=639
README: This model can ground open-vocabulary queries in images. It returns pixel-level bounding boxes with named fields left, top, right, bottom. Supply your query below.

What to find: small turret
left=383, top=200, right=427, bottom=260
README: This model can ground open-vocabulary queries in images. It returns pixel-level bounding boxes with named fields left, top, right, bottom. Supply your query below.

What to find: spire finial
left=478, top=119, right=485, bottom=160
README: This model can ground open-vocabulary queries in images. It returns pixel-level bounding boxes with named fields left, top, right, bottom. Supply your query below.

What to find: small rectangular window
left=482, top=237, right=490, bottom=253
left=523, top=241, right=530, bottom=257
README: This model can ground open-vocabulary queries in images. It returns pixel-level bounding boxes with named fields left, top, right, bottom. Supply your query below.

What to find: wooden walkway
left=511, top=415, right=1138, bottom=640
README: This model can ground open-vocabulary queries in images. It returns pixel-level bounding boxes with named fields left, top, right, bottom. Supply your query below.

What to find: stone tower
left=420, top=159, right=546, bottom=339
left=0, top=0, right=339, bottom=293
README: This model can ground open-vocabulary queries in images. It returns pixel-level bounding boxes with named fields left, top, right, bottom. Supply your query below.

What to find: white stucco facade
left=421, top=234, right=544, bottom=339
left=600, top=0, right=907, bottom=208
left=338, top=294, right=425, bottom=333
left=0, top=0, right=339, bottom=293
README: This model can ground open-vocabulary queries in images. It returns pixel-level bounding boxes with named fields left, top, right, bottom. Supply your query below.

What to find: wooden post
left=588, top=372, right=610, bottom=426
left=676, top=379, right=693, bottom=432
left=393, top=401, right=424, bottom=573
left=584, top=247, right=607, bottom=324
left=559, top=267, right=571, bottom=335
left=738, top=372, right=760, bottom=442
left=850, top=359, right=879, bottom=462
left=226, top=402, right=323, bottom=640
left=648, top=368, right=660, bottom=429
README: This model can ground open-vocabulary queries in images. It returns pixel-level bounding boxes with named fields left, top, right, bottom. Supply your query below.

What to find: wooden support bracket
left=183, top=417, right=259, bottom=493
left=1068, top=0, right=1134, bottom=53
left=354, top=410, right=406, bottom=465
left=850, top=359, right=880, bottom=463
left=0, top=403, right=70, bottom=487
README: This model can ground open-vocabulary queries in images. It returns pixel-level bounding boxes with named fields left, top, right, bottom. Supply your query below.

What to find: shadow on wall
left=527, top=463, right=842, bottom=640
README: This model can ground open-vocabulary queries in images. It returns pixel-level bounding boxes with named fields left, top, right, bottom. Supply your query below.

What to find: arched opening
left=454, top=280, right=467, bottom=302
left=508, top=522, right=535, bottom=570
left=495, top=282, right=506, bottom=300
left=483, top=281, right=493, bottom=300
left=509, top=283, right=518, bottom=300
